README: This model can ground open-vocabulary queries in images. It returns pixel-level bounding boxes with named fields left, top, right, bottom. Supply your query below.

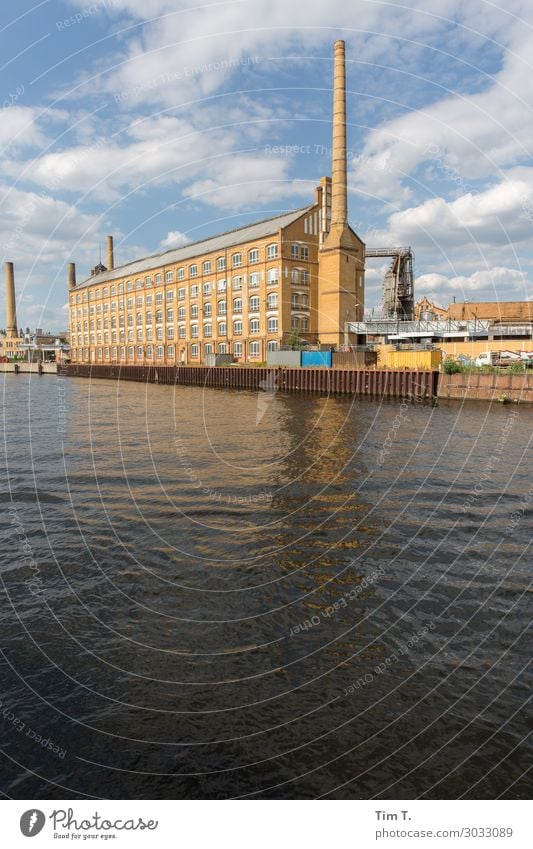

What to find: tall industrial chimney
left=331, top=39, right=348, bottom=227
left=68, top=262, right=76, bottom=290
left=317, top=40, right=365, bottom=347
left=106, top=235, right=114, bottom=271
left=5, top=262, right=18, bottom=339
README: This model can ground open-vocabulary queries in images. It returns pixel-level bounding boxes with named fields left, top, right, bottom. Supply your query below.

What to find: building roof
left=77, top=206, right=314, bottom=288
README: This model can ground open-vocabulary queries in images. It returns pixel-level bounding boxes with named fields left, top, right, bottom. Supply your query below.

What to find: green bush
left=443, top=359, right=462, bottom=374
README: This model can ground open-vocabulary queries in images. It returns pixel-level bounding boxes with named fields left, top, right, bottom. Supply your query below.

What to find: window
left=291, top=293, right=299, bottom=308
left=300, top=294, right=309, bottom=308
left=112, top=346, right=117, bottom=360
left=218, top=300, right=226, bottom=315
left=128, top=346, right=134, bottom=359
left=127, top=314, right=134, bottom=326
left=119, top=346, right=126, bottom=360
left=218, top=322, right=227, bottom=335
left=167, top=326, right=174, bottom=340
left=156, top=311, right=163, bottom=324
left=249, top=341, right=260, bottom=357
left=178, top=307, right=186, bottom=320
left=216, top=257, right=225, bottom=271
left=233, top=298, right=242, bottom=313
left=204, top=343, right=213, bottom=354
left=179, top=326, right=186, bottom=338
left=137, top=329, right=143, bottom=341
left=167, top=309, right=174, bottom=322
left=267, top=340, right=279, bottom=352
left=248, top=248, right=259, bottom=264
left=146, top=328, right=153, bottom=341
left=232, top=253, right=242, bottom=268
left=191, top=344, right=199, bottom=358
left=190, top=285, right=199, bottom=299
left=136, top=296, right=143, bottom=308
left=203, top=261, right=212, bottom=274
left=189, top=264, right=198, bottom=278
left=178, top=288, right=185, bottom=301
left=145, top=276, right=152, bottom=287
left=303, top=271, right=310, bottom=284
left=203, top=282, right=211, bottom=296
left=267, top=268, right=279, bottom=285
left=166, top=271, right=174, bottom=283
left=146, top=312, right=153, bottom=324
left=156, top=292, right=163, bottom=305
left=249, top=272, right=260, bottom=288
left=291, top=244, right=300, bottom=259
left=155, top=274, right=162, bottom=284
left=233, top=342, right=243, bottom=356
left=167, top=290, right=174, bottom=302
left=177, top=268, right=185, bottom=281
left=268, top=317, right=278, bottom=333
left=191, top=305, right=198, bottom=318
left=301, top=317, right=309, bottom=331
left=168, top=345, right=175, bottom=358
left=156, top=346, right=164, bottom=358
left=137, top=346, right=143, bottom=358
left=191, top=325, right=199, bottom=338
left=145, top=295, right=153, bottom=306
left=105, top=347, right=110, bottom=359
left=267, top=243, right=278, bottom=260
left=233, top=320, right=243, bottom=335
left=291, top=269, right=299, bottom=285
left=232, top=276, right=243, bottom=290
left=135, top=279, right=143, bottom=289
left=203, top=303, right=212, bottom=317
left=291, top=317, right=299, bottom=330
left=301, top=246, right=309, bottom=261
left=218, top=343, right=227, bottom=354
left=267, top=293, right=278, bottom=309
left=204, top=324, right=212, bottom=337
left=249, top=295, right=260, bottom=312
left=147, top=345, right=153, bottom=357
left=156, top=327, right=164, bottom=341
left=250, top=319, right=260, bottom=334
left=217, top=279, right=226, bottom=292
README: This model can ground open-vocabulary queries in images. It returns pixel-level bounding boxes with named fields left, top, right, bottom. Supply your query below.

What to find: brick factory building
left=67, top=41, right=366, bottom=366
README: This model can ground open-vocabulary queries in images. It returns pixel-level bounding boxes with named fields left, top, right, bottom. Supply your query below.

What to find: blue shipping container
left=301, top=351, right=332, bottom=368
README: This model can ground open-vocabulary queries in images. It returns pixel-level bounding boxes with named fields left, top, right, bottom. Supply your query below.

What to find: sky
left=1, top=0, right=533, bottom=331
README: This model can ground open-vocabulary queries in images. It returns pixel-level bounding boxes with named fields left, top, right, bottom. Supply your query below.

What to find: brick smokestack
left=106, top=235, right=114, bottom=271
left=5, top=262, right=18, bottom=338
left=331, top=40, right=348, bottom=226
left=68, top=262, right=76, bottom=290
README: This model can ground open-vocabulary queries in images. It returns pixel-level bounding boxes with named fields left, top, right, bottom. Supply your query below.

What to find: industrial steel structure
left=365, top=247, right=415, bottom=319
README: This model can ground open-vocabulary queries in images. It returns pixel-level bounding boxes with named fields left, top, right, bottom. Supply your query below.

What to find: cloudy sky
left=1, top=0, right=532, bottom=330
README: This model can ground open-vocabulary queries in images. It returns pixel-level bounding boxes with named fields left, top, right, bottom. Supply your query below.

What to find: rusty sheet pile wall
left=64, top=364, right=438, bottom=399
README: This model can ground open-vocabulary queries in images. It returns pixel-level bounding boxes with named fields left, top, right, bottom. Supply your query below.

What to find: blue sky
left=1, top=0, right=533, bottom=331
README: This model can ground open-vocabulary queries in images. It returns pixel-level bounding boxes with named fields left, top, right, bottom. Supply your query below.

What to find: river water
left=0, top=373, right=531, bottom=799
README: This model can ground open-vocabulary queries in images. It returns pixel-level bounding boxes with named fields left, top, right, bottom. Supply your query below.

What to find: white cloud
left=160, top=230, right=190, bottom=248
left=417, top=267, right=530, bottom=305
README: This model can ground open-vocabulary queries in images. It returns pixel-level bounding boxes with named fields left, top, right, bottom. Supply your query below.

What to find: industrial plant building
left=66, top=41, right=366, bottom=366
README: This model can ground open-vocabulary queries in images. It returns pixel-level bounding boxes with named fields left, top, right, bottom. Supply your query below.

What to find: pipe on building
left=68, top=262, right=76, bottom=290
left=330, top=40, right=348, bottom=226
left=5, top=262, right=18, bottom=339
left=106, top=235, right=114, bottom=271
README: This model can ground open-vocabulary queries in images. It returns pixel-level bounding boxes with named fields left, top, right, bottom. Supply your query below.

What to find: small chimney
left=331, top=40, right=348, bottom=226
left=68, top=262, right=76, bottom=290
left=5, top=262, right=18, bottom=339
left=106, top=235, right=114, bottom=271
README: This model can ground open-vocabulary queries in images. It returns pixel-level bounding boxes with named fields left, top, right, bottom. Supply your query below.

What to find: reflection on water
left=0, top=374, right=531, bottom=799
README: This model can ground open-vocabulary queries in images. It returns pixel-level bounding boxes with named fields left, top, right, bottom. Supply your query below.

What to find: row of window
left=73, top=315, right=314, bottom=349
left=70, top=241, right=315, bottom=306
left=74, top=340, right=280, bottom=362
